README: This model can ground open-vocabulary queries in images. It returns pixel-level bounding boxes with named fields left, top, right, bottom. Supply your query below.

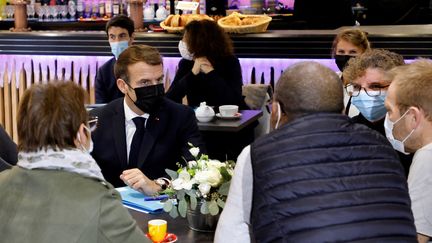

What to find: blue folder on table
left=115, top=186, right=165, bottom=214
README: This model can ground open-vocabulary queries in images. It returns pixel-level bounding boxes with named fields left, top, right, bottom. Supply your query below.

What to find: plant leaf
left=218, top=182, right=231, bottom=196
left=220, top=166, right=232, bottom=182
left=185, top=189, right=196, bottom=197
left=177, top=190, right=185, bottom=200
left=165, top=169, right=178, bottom=180
left=169, top=205, right=179, bottom=218
left=216, top=198, right=225, bottom=208
left=190, top=195, right=197, bottom=210
left=208, top=200, right=220, bottom=216
left=161, top=188, right=175, bottom=197
left=200, top=200, right=209, bottom=215
left=178, top=198, right=187, bottom=218
left=163, top=201, right=173, bottom=212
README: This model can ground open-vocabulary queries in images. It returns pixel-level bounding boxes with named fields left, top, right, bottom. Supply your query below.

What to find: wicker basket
left=218, top=14, right=272, bottom=34
left=160, top=21, right=184, bottom=33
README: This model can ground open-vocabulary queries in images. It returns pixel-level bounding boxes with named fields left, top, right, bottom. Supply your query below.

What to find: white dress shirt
left=408, top=142, right=432, bottom=237
left=215, top=145, right=253, bottom=243
left=123, top=100, right=149, bottom=162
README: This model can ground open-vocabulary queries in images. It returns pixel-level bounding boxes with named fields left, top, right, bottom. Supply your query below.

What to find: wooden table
left=197, top=110, right=263, bottom=132
left=128, top=209, right=214, bottom=243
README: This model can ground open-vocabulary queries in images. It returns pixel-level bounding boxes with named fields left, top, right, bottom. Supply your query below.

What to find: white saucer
left=216, top=112, right=242, bottom=120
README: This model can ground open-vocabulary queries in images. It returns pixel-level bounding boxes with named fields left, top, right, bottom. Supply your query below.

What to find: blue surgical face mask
left=352, top=90, right=387, bottom=122
left=110, top=40, right=129, bottom=60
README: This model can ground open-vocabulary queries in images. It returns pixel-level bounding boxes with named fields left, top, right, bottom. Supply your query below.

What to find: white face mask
left=77, top=126, right=94, bottom=154
left=384, top=110, right=414, bottom=155
left=178, top=40, right=194, bottom=61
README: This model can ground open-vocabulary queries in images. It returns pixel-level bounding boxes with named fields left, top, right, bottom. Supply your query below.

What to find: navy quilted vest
left=250, top=113, right=416, bottom=242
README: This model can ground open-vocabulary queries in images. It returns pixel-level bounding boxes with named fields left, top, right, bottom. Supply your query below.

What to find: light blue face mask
left=110, top=40, right=129, bottom=59
left=352, top=90, right=387, bottom=122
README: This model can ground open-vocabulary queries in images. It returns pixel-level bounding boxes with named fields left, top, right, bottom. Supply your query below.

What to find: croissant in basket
left=217, top=12, right=272, bottom=33
left=162, top=14, right=213, bottom=29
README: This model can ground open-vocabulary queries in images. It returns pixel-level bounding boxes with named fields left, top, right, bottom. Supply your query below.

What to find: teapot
left=144, top=4, right=155, bottom=20
left=155, top=5, right=168, bottom=20
left=195, top=102, right=215, bottom=122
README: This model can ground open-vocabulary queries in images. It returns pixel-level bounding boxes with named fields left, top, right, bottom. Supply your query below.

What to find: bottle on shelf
left=174, top=0, right=179, bottom=14
left=120, top=0, right=127, bottom=15
left=76, top=0, right=84, bottom=18
left=99, top=0, right=105, bottom=17
left=68, top=0, right=77, bottom=19
left=84, top=0, right=91, bottom=18
left=92, top=0, right=99, bottom=18
left=199, top=0, right=205, bottom=14
left=105, top=0, right=111, bottom=17
left=112, top=0, right=119, bottom=16
left=0, top=0, right=6, bottom=20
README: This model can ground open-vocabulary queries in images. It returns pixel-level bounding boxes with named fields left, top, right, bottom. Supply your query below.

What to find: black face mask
left=127, top=83, right=165, bottom=114
left=335, top=55, right=354, bottom=72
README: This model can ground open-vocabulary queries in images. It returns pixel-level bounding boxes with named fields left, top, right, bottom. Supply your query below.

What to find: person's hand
left=120, top=168, right=161, bottom=195
left=192, top=57, right=214, bottom=75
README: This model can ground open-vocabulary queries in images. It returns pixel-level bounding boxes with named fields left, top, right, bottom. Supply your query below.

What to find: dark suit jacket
left=95, top=57, right=124, bottom=104
left=90, top=98, right=206, bottom=187
left=0, top=126, right=17, bottom=165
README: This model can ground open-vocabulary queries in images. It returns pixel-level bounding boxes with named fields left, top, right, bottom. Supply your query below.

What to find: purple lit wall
left=0, top=54, right=414, bottom=88
left=0, top=55, right=341, bottom=87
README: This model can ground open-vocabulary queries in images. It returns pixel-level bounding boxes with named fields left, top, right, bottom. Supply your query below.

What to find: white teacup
left=219, top=105, right=238, bottom=117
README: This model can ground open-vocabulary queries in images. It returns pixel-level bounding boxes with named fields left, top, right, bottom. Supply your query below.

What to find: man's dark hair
left=275, top=61, right=344, bottom=117
left=114, top=45, right=163, bottom=83
left=105, top=15, right=135, bottom=37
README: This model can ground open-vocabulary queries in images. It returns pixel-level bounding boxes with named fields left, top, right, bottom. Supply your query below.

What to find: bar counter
left=1, top=24, right=432, bottom=58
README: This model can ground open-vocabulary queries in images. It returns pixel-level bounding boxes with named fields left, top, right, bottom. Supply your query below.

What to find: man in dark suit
left=0, top=126, right=17, bottom=165
left=91, top=45, right=205, bottom=194
left=95, top=15, right=134, bottom=104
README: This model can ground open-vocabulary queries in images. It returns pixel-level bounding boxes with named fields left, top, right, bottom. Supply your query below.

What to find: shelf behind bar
left=0, top=25, right=432, bottom=58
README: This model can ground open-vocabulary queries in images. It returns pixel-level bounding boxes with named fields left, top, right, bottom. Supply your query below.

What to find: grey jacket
left=0, top=167, right=151, bottom=243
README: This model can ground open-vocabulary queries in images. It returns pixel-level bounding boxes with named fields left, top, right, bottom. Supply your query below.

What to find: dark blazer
left=0, top=126, right=17, bottom=165
left=90, top=98, right=206, bottom=187
left=95, top=57, right=124, bottom=104
left=166, top=56, right=248, bottom=109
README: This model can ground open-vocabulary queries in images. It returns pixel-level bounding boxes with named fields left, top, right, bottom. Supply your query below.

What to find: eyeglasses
left=88, top=116, right=98, bottom=132
left=345, top=83, right=390, bottom=97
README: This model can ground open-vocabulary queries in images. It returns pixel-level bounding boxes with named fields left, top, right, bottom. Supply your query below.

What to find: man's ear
left=410, top=107, right=423, bottom=129
left=117, top=79, right=128, bottom=94
left=130, top=33, right=135, bottom=44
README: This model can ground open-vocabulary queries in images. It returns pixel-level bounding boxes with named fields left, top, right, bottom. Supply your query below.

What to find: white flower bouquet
left=162, top=144, right=235, bottom=218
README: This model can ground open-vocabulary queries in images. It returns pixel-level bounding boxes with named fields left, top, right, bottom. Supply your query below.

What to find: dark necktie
left=128, top=117, right=146, bottom=169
